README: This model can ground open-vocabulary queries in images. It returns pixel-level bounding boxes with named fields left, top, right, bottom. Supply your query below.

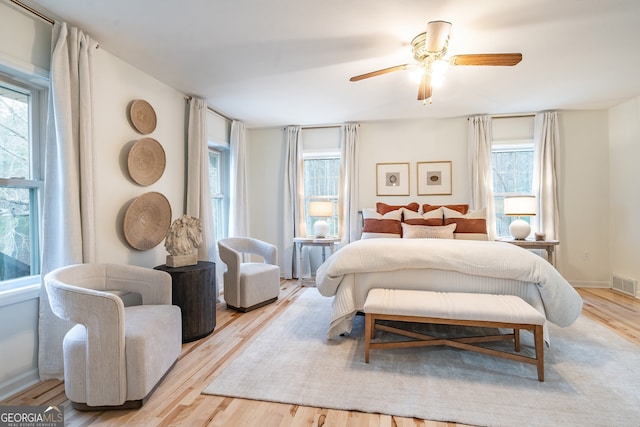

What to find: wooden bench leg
left=364, top=313, right=373, bottom=363
left=534, top=324, right=545, bottom=382
left=514, top=328, right=520, bottom=352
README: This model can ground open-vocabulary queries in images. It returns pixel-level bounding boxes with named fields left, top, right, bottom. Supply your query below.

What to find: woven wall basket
left=129, top=99, right=157, bottom=135
left=123, top=192, right=172, bottom=250
left=127, top=137, right=166, bottom=186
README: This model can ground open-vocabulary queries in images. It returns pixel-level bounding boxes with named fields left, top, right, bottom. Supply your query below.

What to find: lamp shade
left=504, top=195, right=536, bottom=240
left=504, top=196, right=536, bottom=216
left=308, top=201, right=333, bottom=217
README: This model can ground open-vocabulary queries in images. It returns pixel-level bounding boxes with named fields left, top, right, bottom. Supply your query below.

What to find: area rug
left=203, top=289, right=640, bottom=427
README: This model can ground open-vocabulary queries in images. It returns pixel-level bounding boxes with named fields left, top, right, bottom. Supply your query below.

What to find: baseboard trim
left=569, top=280, right=610, bottom=289
left=0, top=368, right=40, bottom=401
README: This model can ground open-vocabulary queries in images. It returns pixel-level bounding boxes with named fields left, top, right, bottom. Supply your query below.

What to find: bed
left=315, top=238, right=583, bottom=339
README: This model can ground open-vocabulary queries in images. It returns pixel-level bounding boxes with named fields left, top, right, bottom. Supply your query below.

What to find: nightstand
left=498, top=238, right=559, bottom=266
left=293, top=237, right=340, bottom=285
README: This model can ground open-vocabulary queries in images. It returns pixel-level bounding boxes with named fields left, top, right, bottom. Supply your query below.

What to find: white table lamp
left=308, top=201, right=333, bottom=238
left=504, top=195, right=536, bottom=240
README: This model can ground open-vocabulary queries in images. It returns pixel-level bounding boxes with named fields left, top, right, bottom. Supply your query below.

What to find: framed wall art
left=376, top=162, right=410, bottom=196
left=417, top=161, right=452, bottom=195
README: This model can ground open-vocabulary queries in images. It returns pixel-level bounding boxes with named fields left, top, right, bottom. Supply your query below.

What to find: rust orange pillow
left=377, top=202, right=419, bottom=215
left=422, top=204, right=469, bottom=214
left=403, top=207, right=444, bottom=226
left=361, top=208, right=402, bottom=239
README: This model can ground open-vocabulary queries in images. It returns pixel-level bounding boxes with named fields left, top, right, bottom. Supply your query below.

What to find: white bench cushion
left=364, top=289, right=545, bottom=325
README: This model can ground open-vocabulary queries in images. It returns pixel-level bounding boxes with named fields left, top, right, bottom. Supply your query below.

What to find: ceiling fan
left=349, top=21, right=522, bottom=103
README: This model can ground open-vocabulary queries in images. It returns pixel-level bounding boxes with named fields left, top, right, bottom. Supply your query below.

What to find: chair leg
left=227, top=297, right=278, bottom=313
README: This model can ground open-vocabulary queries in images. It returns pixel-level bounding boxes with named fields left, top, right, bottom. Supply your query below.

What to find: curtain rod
left=467, top=114, right=535, bottom=121
left=208, top=106, right=233, bottom=123
left=10, top=0, right=54, bottom=25
left=491, top=114, right=535, bottom=119
left=302, top=125, right=341, bottom=130
left=185, top=96, right=234, bottom=123
left=282, top=124, right=342, bottom=131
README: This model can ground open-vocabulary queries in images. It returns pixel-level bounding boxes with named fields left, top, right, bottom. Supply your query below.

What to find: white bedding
left=315, top=238, right=583, bottom=339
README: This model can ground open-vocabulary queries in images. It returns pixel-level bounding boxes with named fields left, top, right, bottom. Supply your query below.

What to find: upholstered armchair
left=44, top=263, right=182, bottom=410
left=218, top=237, right=280, bottom=312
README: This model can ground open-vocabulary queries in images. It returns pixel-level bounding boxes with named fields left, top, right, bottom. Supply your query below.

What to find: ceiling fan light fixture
left=431, top=59, right=449, bottom=76
left=429, top=59, right=449, bottom=87
left=408, top=64, right=426, bottom=83
left=348, top=20, right=523, bottom=105
left=425, top=20, right=452, bottom=53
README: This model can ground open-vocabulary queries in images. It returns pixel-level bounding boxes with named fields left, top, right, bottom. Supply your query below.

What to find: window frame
left=302, top=151, right=341, bottom=237
left=491, top=141, right=535, bottom=238
left=208, top=145, right=229, bottom=240
left=0, top=75, right=47, bottom=293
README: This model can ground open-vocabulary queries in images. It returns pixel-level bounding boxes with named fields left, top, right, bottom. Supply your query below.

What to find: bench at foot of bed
left=363, top=289, right=546, bottom=382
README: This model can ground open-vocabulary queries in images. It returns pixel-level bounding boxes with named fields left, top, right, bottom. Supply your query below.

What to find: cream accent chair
left=44, top=263, right=182, bottom=410
left=218, top=237, right=280, bottom=312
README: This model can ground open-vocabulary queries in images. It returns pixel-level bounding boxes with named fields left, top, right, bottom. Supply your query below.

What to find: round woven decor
left=123, top=192, right=172, bottom=250
left=129, top=99, right=157, bottom=134
left=128, top=138, right=166, bottom=186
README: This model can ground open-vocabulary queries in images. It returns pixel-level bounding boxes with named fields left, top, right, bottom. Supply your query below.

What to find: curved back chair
left=44, top=263, right=182, bottom=410
left=218, top=237, right=280, bottom=312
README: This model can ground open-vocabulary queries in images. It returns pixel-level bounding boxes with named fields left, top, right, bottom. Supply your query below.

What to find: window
left=208, top=147, right=228, bottom=240
left=0, top=77, right=45, bottom=289
left=492, top=144, right=534, bottom=237
left=303, top=153, right=340, bottom=237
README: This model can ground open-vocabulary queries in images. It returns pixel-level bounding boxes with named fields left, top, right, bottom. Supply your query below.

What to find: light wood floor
left=3, top=283, right=639, bottom=427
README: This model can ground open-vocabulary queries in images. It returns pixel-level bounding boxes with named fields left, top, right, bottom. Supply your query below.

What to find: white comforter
left=316, top=238, right=583, bottom=338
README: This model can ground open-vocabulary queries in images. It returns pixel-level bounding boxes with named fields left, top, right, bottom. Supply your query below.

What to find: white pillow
left=442, top=207, right=486, bottom=219
left=442, top=207, right=488, bottom=240
left=401, top=222, right=457, bottom=239
left=361, top=208, right=402, bottom=239
left=404, top=206, right=444, bottom=220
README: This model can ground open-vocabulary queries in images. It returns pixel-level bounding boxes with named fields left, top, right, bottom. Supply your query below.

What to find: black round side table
left=154, top=261, right=216, bottom=342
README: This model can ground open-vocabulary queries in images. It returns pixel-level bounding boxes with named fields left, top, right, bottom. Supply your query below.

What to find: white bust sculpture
left=164, top=215, right=202, bottom=267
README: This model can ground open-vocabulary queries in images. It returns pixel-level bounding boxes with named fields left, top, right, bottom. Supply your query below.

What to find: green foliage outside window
left=0, top=85, right=36, bottom=281
left=492, top=147, right=534, bottom=237
left=304, top=157, right=340, bottom=237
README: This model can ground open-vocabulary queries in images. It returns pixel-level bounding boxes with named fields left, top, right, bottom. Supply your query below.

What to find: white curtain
left=186, top=98, right=222, bottom=295
left=468, top=115, right=496, bottom=240
left=38, top=22, right=98, bottom=380
left=339, top=123, right=360, bottom=244
left=282, top=126, right=303, bottom=279
left=228, top=120, right=249, bottom=237
left=533, top=111, right=560, bottom=240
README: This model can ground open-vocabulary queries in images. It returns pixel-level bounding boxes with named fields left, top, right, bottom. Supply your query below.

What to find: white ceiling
left=19, top=0, right=640, bottom=128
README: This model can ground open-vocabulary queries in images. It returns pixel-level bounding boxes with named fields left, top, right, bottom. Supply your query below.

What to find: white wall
left=0, top=6, right=188, bottom=398
left=357, top=118, right=469, bottom=209
left=246, top=128, right=284, bottom=248
left=557, top=111, right=610, bottom=287
left=92, top=50, right=186, bottom=267
left=609, top=97, right=640, bottom=296
left=246, top=112, right=612, bottom=288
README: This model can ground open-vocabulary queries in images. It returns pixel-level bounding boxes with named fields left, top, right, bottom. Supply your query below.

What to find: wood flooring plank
left=2, top=283, right=638, bottom=427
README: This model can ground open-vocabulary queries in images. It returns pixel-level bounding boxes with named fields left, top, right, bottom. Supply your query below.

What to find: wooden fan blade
left=349, top=64, right=409, bottom=82
left=425, top=21, right=452, bottom=52
left=449, top=53, right=522, bottom=66
left=417, top=74, right=432, bottom=101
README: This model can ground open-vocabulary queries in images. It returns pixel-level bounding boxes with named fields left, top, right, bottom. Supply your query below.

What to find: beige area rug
left=203, top=289, right=640, bottom=427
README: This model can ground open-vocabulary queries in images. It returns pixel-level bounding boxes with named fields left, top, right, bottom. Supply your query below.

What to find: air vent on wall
left=612, top=274, right=638, bottom=297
